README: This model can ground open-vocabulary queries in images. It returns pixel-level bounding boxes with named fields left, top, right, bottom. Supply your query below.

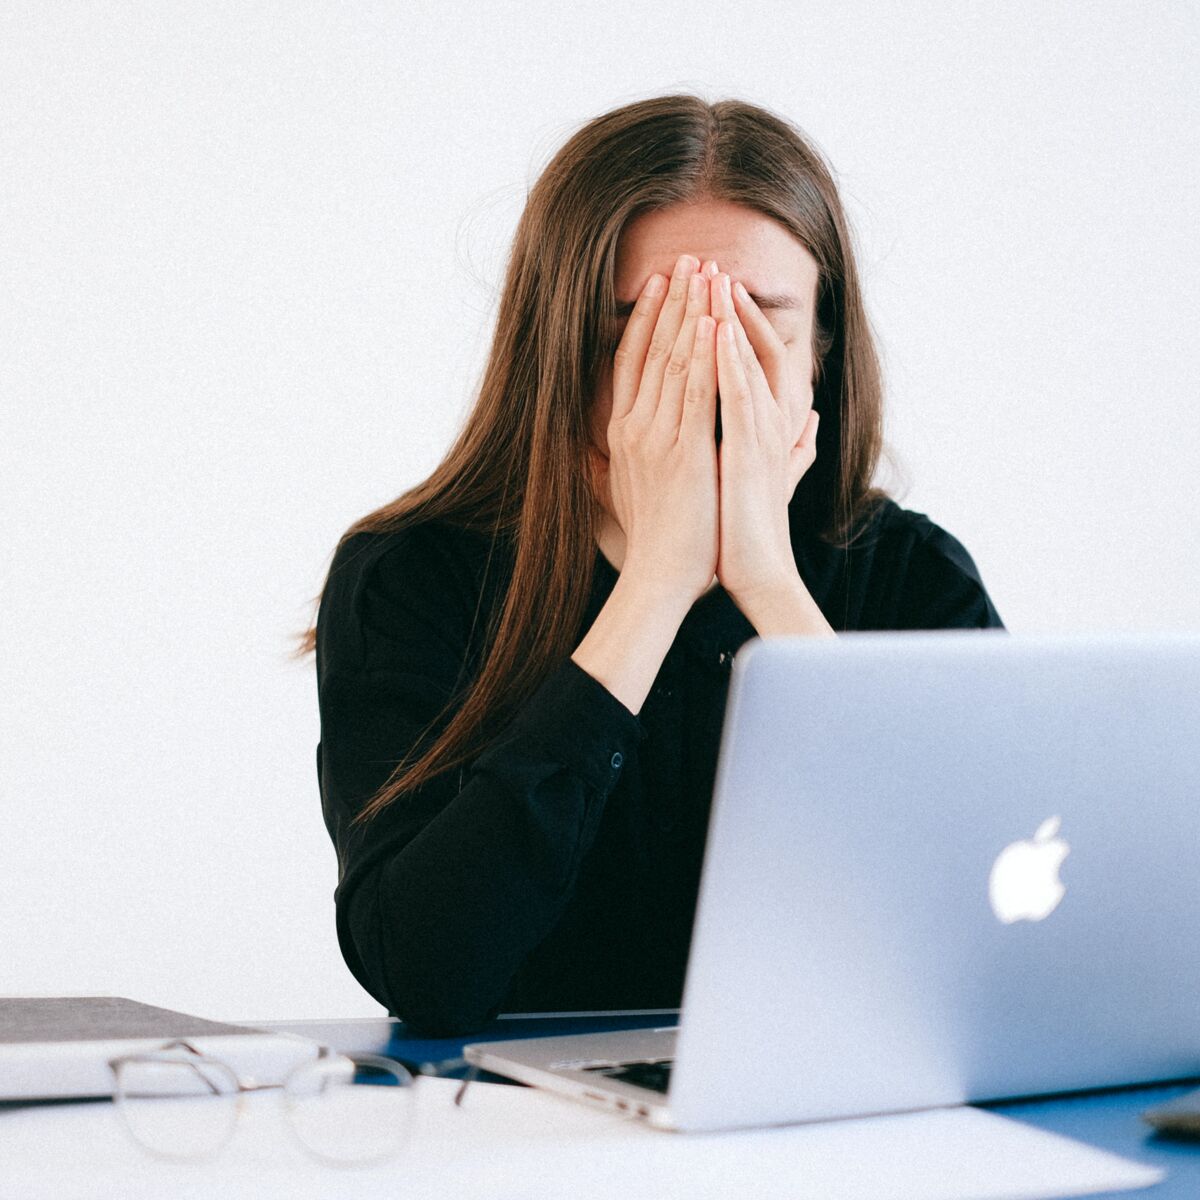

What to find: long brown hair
left=292, top=93, right=888, bottom=825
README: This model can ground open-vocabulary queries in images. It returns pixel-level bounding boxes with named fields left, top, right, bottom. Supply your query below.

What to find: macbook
left=464, top=631, right=1200, bottom=1132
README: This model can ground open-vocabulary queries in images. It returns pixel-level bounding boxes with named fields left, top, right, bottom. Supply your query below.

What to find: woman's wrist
left=571, top=567, right=693, bottom=717
left=731, top=571, right=836, bottom=638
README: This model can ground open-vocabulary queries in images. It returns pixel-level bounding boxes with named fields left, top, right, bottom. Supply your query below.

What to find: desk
left=260, top=1014, right=1199, bottom=1199
left=0, top=1013, right=1193, bottom=1198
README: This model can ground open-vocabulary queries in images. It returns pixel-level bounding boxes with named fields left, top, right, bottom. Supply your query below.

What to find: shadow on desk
left=261, top=1008, right=679, bottom=1081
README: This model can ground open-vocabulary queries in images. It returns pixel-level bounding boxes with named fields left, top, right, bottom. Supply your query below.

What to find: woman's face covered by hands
left=588, top=197, right=821, bottom=519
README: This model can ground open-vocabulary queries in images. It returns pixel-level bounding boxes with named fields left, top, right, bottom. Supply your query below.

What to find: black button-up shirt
left=315, top=499, right=1004, bottom=1035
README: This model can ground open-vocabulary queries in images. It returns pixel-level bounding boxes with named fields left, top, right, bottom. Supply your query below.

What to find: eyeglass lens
left=283, top=1054, right=417, bottom=1165
left=114, top=1050, right=416, bottom=1165
left=115, top=1057, right=240, bottom=1160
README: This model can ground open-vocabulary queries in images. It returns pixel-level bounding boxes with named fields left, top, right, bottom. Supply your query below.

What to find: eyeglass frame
left=107, top=1037, right=418, bottom=1165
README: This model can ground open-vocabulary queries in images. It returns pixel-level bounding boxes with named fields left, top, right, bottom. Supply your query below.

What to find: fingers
left=610, top=270, right=669, bottom=423
left=658, top=268, right=714, bottom=435
left=715, top=313, right=755, bottom=444
left=788, top=408, right=821, bottom=493
left=678, top=313, right=718, bottom=447
left=796, top=406, right=820, bottom=452
left=629, top=254, right=700, bottom=422
left=730, top=279, right=785, bottom=378
left=714, top=273, right=777, bottom=422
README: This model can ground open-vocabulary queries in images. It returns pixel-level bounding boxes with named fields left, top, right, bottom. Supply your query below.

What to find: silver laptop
left=464, top=630, right=1200, bottom=1132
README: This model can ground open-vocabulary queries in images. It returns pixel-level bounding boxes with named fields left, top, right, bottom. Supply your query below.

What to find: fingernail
left=734, top=280, right=749, bottom=302
left=673, top=253, right=698, bottom=278
left=718, top=274, right=731, bottom=297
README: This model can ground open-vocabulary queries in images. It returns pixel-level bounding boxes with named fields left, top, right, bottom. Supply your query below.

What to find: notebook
left=0, top=995, right=321, bottom=1100
left=465, top=631, right=1200, bottom=1132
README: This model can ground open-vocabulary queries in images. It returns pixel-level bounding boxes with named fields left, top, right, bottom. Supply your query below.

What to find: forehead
left=613, top=198, right=819, bottom=313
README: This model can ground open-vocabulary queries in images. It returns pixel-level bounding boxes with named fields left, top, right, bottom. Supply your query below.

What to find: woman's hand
left=603, top=253, right=721, bottom=607
left=709, top=270, right=820, bottom=605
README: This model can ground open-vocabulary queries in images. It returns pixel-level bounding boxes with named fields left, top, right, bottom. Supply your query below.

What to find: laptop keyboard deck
left=580, top=1057, right=673, bottom=1094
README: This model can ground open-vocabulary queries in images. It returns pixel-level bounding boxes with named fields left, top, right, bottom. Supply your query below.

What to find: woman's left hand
left=710, top=271, right=820, bottom=605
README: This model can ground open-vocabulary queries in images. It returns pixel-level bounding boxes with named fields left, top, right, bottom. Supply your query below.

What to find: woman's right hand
left=604, top=252, right=720, bottom=607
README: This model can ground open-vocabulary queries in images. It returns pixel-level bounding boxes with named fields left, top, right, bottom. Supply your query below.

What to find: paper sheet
left=0, top=1076, right=1163, bottom=1199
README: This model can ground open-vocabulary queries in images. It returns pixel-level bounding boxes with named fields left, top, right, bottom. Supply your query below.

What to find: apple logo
left=988, top=816, right=1070, bottom=924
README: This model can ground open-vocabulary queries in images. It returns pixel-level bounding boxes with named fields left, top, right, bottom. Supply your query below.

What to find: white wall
left=3, top=1, right=1197, bottom=1022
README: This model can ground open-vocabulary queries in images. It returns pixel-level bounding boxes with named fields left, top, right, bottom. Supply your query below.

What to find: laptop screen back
left=668, top=631, right=1200, bottom=1132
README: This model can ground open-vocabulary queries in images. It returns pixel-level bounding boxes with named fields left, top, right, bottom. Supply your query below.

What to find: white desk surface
left=0, top=1075, right=1162, bottom=1200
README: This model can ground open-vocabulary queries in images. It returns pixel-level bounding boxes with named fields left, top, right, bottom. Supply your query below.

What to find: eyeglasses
left=108, top=1038, right=417, bottom=1165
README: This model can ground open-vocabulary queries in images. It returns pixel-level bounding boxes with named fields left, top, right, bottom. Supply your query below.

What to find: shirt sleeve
left=893, top=517, right=1006, bottom=630
left=316, top=527, right=647, bottom=1037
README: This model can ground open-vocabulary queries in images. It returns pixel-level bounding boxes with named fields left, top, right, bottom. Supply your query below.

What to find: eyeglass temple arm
left=108, top=1037, right=325, bottom=1098
left=454, top=1063, right=480, bottom=1107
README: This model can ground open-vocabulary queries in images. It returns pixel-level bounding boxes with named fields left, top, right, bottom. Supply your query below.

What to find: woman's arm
left=570, top=563, right=694, bottom=714
left=729, top=571, right=837, bottom=637
left=317, top=533, right=690, bottom=1037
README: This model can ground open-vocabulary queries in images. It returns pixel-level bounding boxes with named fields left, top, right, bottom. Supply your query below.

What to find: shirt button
left=610, top=751, right=623, bottom=769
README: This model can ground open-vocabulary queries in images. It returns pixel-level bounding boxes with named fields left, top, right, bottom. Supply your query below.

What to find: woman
left=294, top=94, right=1003, bottom=1037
